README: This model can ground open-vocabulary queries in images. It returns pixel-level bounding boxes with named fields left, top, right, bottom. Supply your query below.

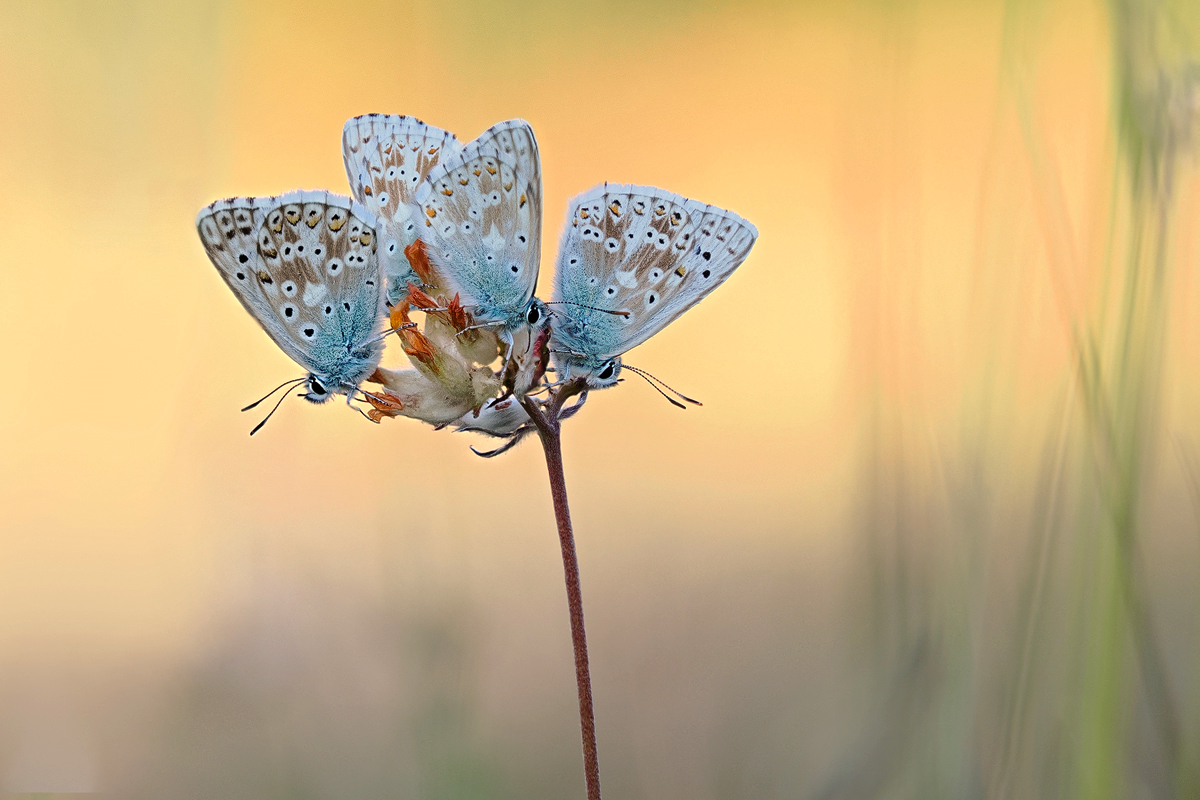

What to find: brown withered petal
left=406, top=282, right=440, bottom=312
left=401, top=327, right=441, bottom=371
left=404, top=239, right=438, bottom=286
left=447, top=293, right=469, bottom=332
left=362, top=390, right=405, bottom=423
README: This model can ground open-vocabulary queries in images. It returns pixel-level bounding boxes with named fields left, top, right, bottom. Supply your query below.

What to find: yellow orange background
left=1, top=1, right=1199, bottom=796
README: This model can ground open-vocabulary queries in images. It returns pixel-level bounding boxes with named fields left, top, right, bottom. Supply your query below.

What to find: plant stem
left=523, top=382, right=601, bottom=800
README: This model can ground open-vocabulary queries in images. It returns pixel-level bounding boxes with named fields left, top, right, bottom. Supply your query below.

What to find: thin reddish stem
left=523, top=382, right=601, bottom=800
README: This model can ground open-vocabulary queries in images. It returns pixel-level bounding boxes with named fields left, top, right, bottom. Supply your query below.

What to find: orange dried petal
left=406, top=283, right=439, bottom=311
left=405, top=239, right=436, bottom=285
left=447, top=292, right=471, bottom=332
left=390, top=301, right=413, bottom=330
left=402, top=328, right=441, bottom=373
left=363, top=391, right=405, bottom=422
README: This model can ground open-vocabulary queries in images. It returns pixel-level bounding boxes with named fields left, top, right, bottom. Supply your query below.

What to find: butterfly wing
left=342, top=114, right=461, bottom=297
left=551, top=183, right=757, bottom=360
left=414, top=119, right=541, bottom=323
left=196, top=190, right=385, bottom=384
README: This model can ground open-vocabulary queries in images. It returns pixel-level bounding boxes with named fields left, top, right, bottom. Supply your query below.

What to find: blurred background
left=2, top=0, right=1199, bottom=797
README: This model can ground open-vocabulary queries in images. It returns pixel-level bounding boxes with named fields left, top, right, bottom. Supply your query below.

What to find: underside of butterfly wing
left=197, top=190, right=385, bottom=390
left=551, top=183, right=757, bottom=374
left=415, top=119, right=542, bottom=331
left=342, top=114, right=462, bottom=300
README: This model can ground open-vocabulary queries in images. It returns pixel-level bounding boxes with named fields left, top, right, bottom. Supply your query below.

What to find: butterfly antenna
left=241, top=377, right=306, bottom=412
left=368, top=322, right=417, bottom=345
left=248, top=385, right=299, bottom=436
left=622, top=364, right=703, bottom=408
left=456, top=320, right=505, bottom=337
left=545, top=301, right=630, bottom=318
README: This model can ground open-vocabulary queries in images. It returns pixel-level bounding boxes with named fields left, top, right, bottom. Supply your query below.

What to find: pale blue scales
left=195, top=189, right=387, bottom=405
left=341, top=114, right=462, bottom=303
left=551, top=183, right=758, bottom=388
left=413, top=119, right=549, bottom=349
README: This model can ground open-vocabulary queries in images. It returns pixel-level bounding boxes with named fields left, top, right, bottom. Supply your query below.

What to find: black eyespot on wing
left=702, top=251, right=711, bottom=261
left=238, top=253, right=249, bottom=263
left=702, top=269, right=711, bottom=278
left=303, top=326, right=316, bottom=338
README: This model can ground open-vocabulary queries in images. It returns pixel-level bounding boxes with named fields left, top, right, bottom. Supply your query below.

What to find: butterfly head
left=524, top=298, right=549, bottom=328
left=302, top=374, right=337, bottom=404
left=570, top=355, right=622, bottom=389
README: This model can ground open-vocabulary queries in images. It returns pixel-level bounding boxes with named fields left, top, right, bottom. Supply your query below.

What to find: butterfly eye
left=309, top=377, right=327, bottom=395
left=526, top=304, right=541, bottom=325
left=597, top=362, right=616, bottom=381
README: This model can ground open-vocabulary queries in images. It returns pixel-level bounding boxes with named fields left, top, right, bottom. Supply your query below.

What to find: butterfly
left=195, top=190, right=388, bottom=424
left=341, top=114, right=461, bottom=304
left=550, top=183, right=758, bottom=392
left=413, top=119, right=549, bottom=351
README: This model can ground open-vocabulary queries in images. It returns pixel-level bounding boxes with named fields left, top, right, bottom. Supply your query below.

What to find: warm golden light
left=2, top=1, right=1199, bottom=796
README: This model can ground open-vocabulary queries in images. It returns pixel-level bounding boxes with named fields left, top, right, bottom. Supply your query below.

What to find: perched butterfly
left=413, top=119, right=549, bottom=351
left=550, top=183, right=757, bottom=392
left=341, top=114, right=461, bottom=303
left=195, top=190, right=388, bottom=425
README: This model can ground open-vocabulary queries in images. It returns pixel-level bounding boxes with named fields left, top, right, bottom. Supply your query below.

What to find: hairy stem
left=523, top=381, right=601, bottom=800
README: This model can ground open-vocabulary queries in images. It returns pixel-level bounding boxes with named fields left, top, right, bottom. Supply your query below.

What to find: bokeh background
left=2, top=0, right=1200, bottom=797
